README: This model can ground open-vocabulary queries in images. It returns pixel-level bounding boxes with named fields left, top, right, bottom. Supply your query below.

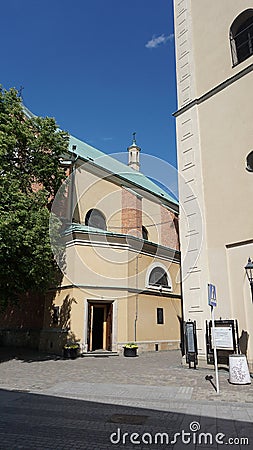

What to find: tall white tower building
left=173, top=0, right=253, bottom=368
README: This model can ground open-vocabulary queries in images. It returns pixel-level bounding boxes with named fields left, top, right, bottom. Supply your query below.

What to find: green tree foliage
left=0, top=87, right=69, bottom=308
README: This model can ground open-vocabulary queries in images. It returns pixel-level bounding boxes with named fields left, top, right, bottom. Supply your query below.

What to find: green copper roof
left=22, top=105, right=178, bottom=207
left=68, top=135, right=178, bottom=207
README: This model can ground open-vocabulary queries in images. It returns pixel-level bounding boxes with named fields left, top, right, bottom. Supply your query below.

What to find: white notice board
left=212, top=326, right=234, bottom=349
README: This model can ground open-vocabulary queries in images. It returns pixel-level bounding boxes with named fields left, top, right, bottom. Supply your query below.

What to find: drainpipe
left=179, top=257, right=185, bottom=357
left=60, top=146, right=77, bottom=225
left=134, top=255, right=140, bottom=342
left=69, top=147, right=77, bottom=224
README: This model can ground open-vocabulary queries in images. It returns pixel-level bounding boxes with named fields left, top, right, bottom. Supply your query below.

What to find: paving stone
left=0, top=348, right=252, bottom=449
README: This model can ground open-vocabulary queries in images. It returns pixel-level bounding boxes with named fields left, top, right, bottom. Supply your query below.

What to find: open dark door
left=87, top=302, right=113, bottom=352
left=92, top=307, right=104, bottom=351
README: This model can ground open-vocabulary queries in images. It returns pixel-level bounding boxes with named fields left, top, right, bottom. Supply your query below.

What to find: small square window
left=157, top=308, right=164, bottom=325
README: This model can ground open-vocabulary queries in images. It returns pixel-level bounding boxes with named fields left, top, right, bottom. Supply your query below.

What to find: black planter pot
left=123, top=347, right=138, bottom=357
left=63, top=347, right=79, bottom=359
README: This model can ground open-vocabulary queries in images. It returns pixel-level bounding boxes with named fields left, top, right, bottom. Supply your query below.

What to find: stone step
left=81, top=351, right=119, bottom=357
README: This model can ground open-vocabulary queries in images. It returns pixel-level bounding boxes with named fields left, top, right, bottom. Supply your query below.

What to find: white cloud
left=145, top=33, right=174, bottom=49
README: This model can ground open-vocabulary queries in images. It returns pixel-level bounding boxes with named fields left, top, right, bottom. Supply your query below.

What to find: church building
left=38, top=132, right=182, bottom=354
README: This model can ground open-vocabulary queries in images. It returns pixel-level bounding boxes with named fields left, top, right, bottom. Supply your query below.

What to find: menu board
left=186, top=323, right=195, bottom=353
left=212, top=326, right=234, bottom=349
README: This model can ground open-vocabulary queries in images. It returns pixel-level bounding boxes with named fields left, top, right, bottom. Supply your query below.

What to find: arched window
left=230, top=9, right=253, bottom=66
left=85, top=209, right=107, bottom=231
left=149, top=267, right=169, bottom=288
left=142, top=225, right=148, bottom=240
left=146, top=264, right=173, bottom=292
left=246, top=151, right=253, bottom=172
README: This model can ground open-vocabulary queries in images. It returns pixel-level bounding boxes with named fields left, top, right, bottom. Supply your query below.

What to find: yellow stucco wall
left=74, top=168, right=122, bottom=233
left=132, top=295, right=181, bottom=342
left=191, top=0, right=253, bottom=98
left=42, top=245, right=181, bottom=354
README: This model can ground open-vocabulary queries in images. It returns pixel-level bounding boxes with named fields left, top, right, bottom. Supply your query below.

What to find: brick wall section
left=0, top=292, right=45, bottom=329
left=160, top=205, right=180, bottom=250
left=31, top=168, right=70, bottom=219
left=121, top=188, right=142, bottom=238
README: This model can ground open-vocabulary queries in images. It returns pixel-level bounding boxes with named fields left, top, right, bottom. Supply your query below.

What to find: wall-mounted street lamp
left=244, top=257, right=253, bottom=302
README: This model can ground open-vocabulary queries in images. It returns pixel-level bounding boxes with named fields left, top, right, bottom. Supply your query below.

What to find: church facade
left=174, top=0, right=253, bottom=368
left=38, top=134, right=182, bottom=354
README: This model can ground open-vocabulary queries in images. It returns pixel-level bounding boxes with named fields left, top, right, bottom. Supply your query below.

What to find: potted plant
left=63, top=343, right=80, bottom=359
left=123, top=343, right=138, bottom=357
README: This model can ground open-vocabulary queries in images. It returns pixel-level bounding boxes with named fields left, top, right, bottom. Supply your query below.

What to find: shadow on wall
left=59, top=295, right=76, bottom=330
left=239, top=330, right=249, bottom=356
left=177, top=315, right=185, bottom=356
left=0, top=238, right=65, bottom=351
left=39, top=294, right=80, bottom=355
left=0, top=294, right=80, bottom=363
left=0, top=292, right=46, bottom=350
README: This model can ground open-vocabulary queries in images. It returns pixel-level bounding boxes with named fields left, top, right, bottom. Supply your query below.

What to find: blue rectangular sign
left=208, top=283, right=217, bottom=307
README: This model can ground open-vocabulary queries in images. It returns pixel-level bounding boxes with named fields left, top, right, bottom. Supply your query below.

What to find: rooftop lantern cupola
left=127, top=132, right=141, bottom=171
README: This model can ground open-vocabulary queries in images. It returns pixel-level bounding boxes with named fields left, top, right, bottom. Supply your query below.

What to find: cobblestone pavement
left=0, top=348, right=252, bottom=449
left=0, top=348, right=252, bottom=403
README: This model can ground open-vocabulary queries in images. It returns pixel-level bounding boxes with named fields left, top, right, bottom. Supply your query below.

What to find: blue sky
left=1, top=0, right=177, bottom=167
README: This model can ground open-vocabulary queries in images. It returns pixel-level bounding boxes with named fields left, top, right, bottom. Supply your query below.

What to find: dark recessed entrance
left=87, top=302, right=113, bottom=352
left=92, top=307, right=104, bottom=350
